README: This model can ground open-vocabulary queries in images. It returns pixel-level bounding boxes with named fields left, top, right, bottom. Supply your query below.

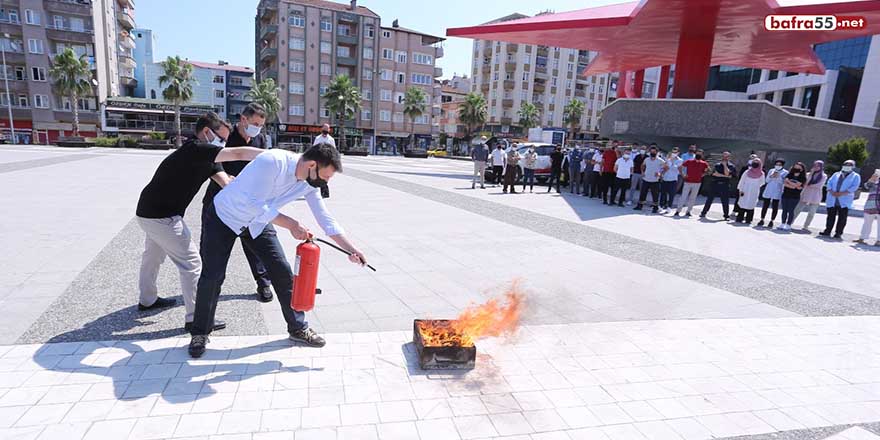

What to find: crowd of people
left=470, top=137, right=880, bottom=246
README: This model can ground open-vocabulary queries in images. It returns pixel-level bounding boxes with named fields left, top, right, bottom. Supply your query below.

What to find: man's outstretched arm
left=215, top=147, right=264, bottom=163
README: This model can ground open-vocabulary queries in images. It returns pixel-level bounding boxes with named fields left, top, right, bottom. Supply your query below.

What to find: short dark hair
left=649, top=145, right=658, bottom=151
left=195, top=112, right=230, bottom=133
left=303, top=143, right=342, bottom=172
left=241, top=102, right=267, bottom=119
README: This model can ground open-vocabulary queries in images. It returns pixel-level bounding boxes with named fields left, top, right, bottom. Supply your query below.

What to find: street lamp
left=1, top=32, right=14, bottom=144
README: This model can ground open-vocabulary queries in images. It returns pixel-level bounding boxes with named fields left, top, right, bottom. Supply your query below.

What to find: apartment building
left=255, top=0, right=444, bottom=154
left=438, top=74, right=470, bottom=152
left=470, top=13, right=612, bottom=141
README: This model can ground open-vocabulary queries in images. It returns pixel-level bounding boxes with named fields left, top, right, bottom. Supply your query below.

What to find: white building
left=143, top=60, right=251, bottom=120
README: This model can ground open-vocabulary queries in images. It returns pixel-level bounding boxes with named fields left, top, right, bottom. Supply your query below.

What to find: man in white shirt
left=490, top=143, right=506, bottom=185
left=610, top=149, right=633, bottom=206
left=313, top=124, right=335, bottom=147
left=189, top=144, right=367, bottom=358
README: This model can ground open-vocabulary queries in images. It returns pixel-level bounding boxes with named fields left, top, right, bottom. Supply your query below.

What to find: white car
left=516, top=143, right=555, bottom=181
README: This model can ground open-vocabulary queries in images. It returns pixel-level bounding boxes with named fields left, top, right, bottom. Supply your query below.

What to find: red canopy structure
left=447, top=0, right=880, bottom=98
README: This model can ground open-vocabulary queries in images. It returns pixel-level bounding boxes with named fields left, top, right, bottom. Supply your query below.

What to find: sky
left=135, top=0, right=624, bottom=79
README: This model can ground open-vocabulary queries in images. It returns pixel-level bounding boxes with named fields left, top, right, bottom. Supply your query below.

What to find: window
left=320, top=41, right=331, bottom=54
left=395, top=72, right=405, bottom=84
left=382, top=48, right=393, bottom=60
left=30, top=67, right=45, bottom=81
left=379, top=69, right=392, bottom=81
left=288, top=105, right=304, bottom=116
left=289, top=38, right=305, bottom=50
left=289, top=60, right=305, bottom=73
left=213, top=75, right=224, bottom=84
left=523, top=72, right=530, bottom=81
left=365, top=25, right=374, bottom=38
left=413, top=53, right=432, bottom=65
left=338, top=24, right=351, bottom=36
left=53, top=15, right=62, bottom=29
left=27, top=39, right=43, bottom=54
left=415, top=114, right=429, bottom=124
left=337, top=46, right=350, bottom=58
left=320, top=107, right=329, bottom=118
left=320, top=19, right=331, bottom=32
left=411, top=73, right=431, bottom=85
left=394, top=92, right=405, bottom=104
left=17, top=94, right=27, bottom=107
left=393, top=112, right=404, bottom=123
left=1, top=9, right=20, bottom=23
left=362, top=89, right=372, bottom=100
left=289, top=13, right=305, bottom=27
left=320, top=63, right=331, bottom=75
left=363, top=47, right=373, bottom=60
left=521, top=91, right=528, bottom=100
left=14, top=66, right=24, bottom=80
left=379, top=110, right=391, bottom=121
left=551, top=77, right=558, bottom=86
left=382, top=30, right=391, bottom=38
left=33, top=94, right=48, bottom=108
left=319, top=85, right=327, bottom=95
left=568, top=63, right=575, bottom=71
left=230, top=76, right=243, bottom=86
left=24, top=9, right=39, bottom=25
left=150, top=89, right=156, bottom=99
left=288, top=82, right=304, bottom=94
left=566, top=80, right=572, bottom=89
left=505, top=72, right=513, bottom=81
left=380, top=89, right=392, bottom=101
left=362, top=68, right=372, bottom=80
left=214, top=105, right=224, bottom=114
left=396, top=51, right=407, bottom=63
left=362, top=109, right=372, bottom=120
left=214, top=89, right=225, bottom=98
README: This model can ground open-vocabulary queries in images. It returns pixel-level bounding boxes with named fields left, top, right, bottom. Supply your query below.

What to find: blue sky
left=135, top=0, right=623, bottom=79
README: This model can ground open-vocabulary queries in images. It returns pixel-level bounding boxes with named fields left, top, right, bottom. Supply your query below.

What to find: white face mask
left=623, top=154, right=631, bottom=159
left=245, top=124, right=262, bottom=138
left=774, top=165, right=783, bottom=171
left=207, top=131, right=225, bottom=148
left=842, top=165, right=854, bottom=173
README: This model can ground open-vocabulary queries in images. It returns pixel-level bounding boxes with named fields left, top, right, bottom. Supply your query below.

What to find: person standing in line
left=700, top=151, right=736, bottom=220
left=735, top=158, right=764, bottom=224
left=600, top=142, right=619, bottom=204
left=547, top=145, right=564, bottom=193
left=491, top=143, right=505, bottom=186
left=854, top=169, right=880, bottom=246
left=313, top=123, right=336, bottom=147
left=522, top=145, right=538, bottom=193
left=757, top=159, right=786, bottom=228
left=634, top=146, right=665, bottom=213
left=778, top=162, right=806, bottom=231
left=580, top=151, right=591, bottom=197
left=793, top=160, right=827, bottom=231
left=568, top=145, right=584, bottom=194
left=675, top=152, right=709, bottom=217
left=610, top=148, right=633, bottom=207
left=659, top=147, right=683, bottom=213
left=589, top=147, right=603, bottom=198
left=470, top=136, right=489, bottom=189
left=627, top=146, right=645, bottom=206
left=820, top=160, right=861, bottom=239
left=502, top=143, right=521, bottom=194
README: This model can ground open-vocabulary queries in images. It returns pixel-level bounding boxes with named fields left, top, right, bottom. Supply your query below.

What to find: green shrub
left=149, top=132, right=165, bottom=140
left=93, top=137, right=117, bottom=147
left=827, top=137, right=869, bottom=169
left=119, top=137, right=139, bottom=148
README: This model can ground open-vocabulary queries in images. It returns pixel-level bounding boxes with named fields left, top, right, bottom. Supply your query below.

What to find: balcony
left=434, top=45, right=444, bottom=58
left=433, top=66, right=442, bottom=77
left=535, top=65, right=547, bottom=75
left=260, top=45, right=277, bottom=61
left=119, top=33, right=135, bottom=49
left=118, top=53, right=136, bottom=69
left=503, top=80, right=515, bottom=90
left=46, top=25, right=94, bottom=44
left=504, top=62, right=516, bottom=72
left=338, top=12, right=357, bottom=23
left=259, top=0, right=278, bottom=19
left=337, top=56, right=357, bottom=67
left=0, top=49, right=25, bottom=64
left=117, top=0, right=135, bottom=8
left=502, top=99, right=514, bottom=108
left=481, top=64, right=490, bottom=74
left=117, top=8, right=135, bottom=30
left=534, top=81, right=546, bottom=92
left=337, top=33, right=358, bottom=45
left=575, top=89, right=586, bottom=98
left=506, top=43, right=518, bottom=53
left=500, top=117, right=512, bottom=125
left=260, top=24, right=277, bottom=40
left=120, top=70, right=137, bottom=87
left=261, top=69, right=277, bottom=81
left=537, top=46, right=548, bottom=57
left=578, top=55, right=590, bottom=65
left=480, top=83, right=489, bottom=92
left=0, top=79, right=30, bottom=93
left=45, top=1, right=92, bottom=16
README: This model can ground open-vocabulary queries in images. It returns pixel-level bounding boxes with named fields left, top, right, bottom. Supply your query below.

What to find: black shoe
left=652, top=207, right=659, bottom=214
left=472, top=183, right=475, bottom=189
left=289, top=327, right=326, bottom=347
left=257, top=286, right=273, bottom=303
left=188, top=335, right=209, bottom=358
left=674, top=212, right=680, bottom=217
left=633, top=205, right=642, bottom=211
left=819, top=231, right=831, bottom=236
left=699, top=213, right=707, bottom=218
left=768, top=221, right=774, bottom=229
left=757, top=220, right=765, bottom=227
left=833, top=233, right=843, bottom=240
left=481, top=185, right=485, bottom=189
left=138, top=297, right=177, bottom=311
left=723, top=216, right=731, bottom=221
left=617, top=203, right=624, bottom=207
left=685, top=212, right=692, bottom=217
left=184, top=320, right=226, bottom=333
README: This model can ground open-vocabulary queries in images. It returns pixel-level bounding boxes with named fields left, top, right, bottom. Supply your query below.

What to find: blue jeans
left=781, top=197, right=799, bottom=225
left=191, top=202, right=306, bottom=335
left=659, top=180, right=677, bottom=208
left=202, top=200, right=271, bottom=290
left=522, top=168, right=535, bottom=190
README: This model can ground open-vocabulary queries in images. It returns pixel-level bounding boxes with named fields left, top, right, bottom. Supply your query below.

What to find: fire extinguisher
left=291, top=237, right=376, bottom=312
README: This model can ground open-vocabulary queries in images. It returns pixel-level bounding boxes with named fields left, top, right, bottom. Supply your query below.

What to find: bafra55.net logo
left=765, top=15, right=867, bottom=30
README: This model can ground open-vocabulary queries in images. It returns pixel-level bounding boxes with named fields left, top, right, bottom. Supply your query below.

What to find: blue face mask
left=245, top=124, right=262, bottom=138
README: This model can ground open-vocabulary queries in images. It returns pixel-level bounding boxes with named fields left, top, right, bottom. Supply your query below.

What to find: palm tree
left=517, top=101, right=540, bottom=133
left=403, top=86, right=428, bottom=152
left=246, top=78, right=281, bottom=145
left=158, top=56, right=195, bottom=146
left=458, top=92, right=487, bottom=145
left=323, top=74, right=361, bottom=151
left=563, top=99, right=585, bottom=144
left=49, top=47, right=92, bottom=137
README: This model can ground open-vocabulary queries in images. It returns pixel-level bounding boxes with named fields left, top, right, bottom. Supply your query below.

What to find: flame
left=418, top=281, right=524, bottom=347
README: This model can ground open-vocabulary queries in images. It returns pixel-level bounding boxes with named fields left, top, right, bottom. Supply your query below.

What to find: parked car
left=516, top=143, right=555, bottom=182
left=427, top=148, right=448, bottom=158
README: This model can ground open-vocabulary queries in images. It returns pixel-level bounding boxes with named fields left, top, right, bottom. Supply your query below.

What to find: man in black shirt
left=135, top=112, right=263, bottom=331
left=546, top=145, right=564, bottom=193
left=700, top=151, right=737, bottom=220
left=202, top=103, right=276, bottom=303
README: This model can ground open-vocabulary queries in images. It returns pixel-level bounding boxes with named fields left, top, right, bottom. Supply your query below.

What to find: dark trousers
left=824, top=205, right=849, bottom=235
left=760, top=198, right=780, bottom=221
left=599, top=172, right=615, bottom=202
left=610, top=177, right=630, bottom=205
left=589, top=171, right=601, bottom=197
left=203, top=201, right=270, bottom=290
left=701, top=183, right=731, bottom=218
left=492, top=165, right=503, bottom=184
left=659, top=180, right=677, bottom=208
left=638, top=181, right=660, bottom=207
left=191, top=203, right=306, bottom=336
left=735, top=208, right=755, bottom=223
left=522, top=168, right=535, bottom=191
left=547, top=169, right=561, bottom=192
left=502, top=166, right=518, bottom=193
left=781, top=197, right=799, bottom=225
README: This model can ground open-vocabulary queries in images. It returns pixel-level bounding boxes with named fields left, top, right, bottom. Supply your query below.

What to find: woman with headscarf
left=779, top=162, right=807, bottom=231
left=793, top=160, right=828, bottom=231
left=735, top=158, right=764, bottom=224
left=757, top=158, right=786, bottom=228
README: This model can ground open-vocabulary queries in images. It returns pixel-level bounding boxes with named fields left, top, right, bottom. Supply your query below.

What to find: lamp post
left=1, top=32, right=14, bottom=144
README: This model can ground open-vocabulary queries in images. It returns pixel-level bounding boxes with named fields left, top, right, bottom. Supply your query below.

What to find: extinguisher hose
left=314, top=237, right=377, bottom=272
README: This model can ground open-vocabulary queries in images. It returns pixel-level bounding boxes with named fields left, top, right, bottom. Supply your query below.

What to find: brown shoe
left=289, top=328, right=326, bottom=347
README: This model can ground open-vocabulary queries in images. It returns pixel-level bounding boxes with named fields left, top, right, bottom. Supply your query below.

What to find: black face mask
left=695, top=155, right=703, bottom=160
left=650, top=152, right=657, bottom=158
left=321, top=130, right=329, bottom=135
left=307, top=167, right=327, bottom=188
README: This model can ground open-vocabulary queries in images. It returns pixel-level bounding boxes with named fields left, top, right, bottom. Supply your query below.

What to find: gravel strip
left=0, top=153, right=102, bottom=174
left=718, top=422, right=880, bottom=440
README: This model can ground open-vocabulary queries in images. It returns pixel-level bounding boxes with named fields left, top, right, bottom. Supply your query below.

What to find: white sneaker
left=625, top=201, right=632, bottom=206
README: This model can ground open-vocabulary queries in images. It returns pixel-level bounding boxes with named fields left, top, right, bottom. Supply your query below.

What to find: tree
left=403, top=86, right=428, bottom=152
left=158, top=56, right=195, bottom=146
left=827, top=137, right=869, bottom=172
left=49, top=48, right=92, bottom=137
left=323, top=74, right=361, bottom=151
left=246, top=78, right=281, bottom=145
left=458, top=92, right=487, bottom=146
left=563, top=99, right=585, bottom=145
left=517, top=102, right=540, bottom=132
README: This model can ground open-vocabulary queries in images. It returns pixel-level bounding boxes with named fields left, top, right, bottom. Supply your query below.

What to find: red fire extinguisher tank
left=291, top=240, right=320, bottom=311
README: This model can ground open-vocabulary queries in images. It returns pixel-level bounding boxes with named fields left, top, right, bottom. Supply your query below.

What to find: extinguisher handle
left=314, top=237, right=377, bottom=272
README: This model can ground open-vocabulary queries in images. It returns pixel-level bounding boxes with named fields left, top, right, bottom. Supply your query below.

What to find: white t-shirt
left=313, top=134, right=336, bottom=147
left=592, top=152, right=602, bottom=172
left=491, top=149, right=505, bottom=166
left=615, top=157, right=633, bottom=179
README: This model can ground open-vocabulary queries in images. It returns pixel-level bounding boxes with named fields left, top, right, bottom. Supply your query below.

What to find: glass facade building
left=707, top=66, right=762, bottom=92
left=814, top=36, right=871, bottom=122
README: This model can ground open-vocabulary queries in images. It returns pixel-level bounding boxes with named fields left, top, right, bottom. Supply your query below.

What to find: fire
left=418, top=282, right=524, bottom=347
